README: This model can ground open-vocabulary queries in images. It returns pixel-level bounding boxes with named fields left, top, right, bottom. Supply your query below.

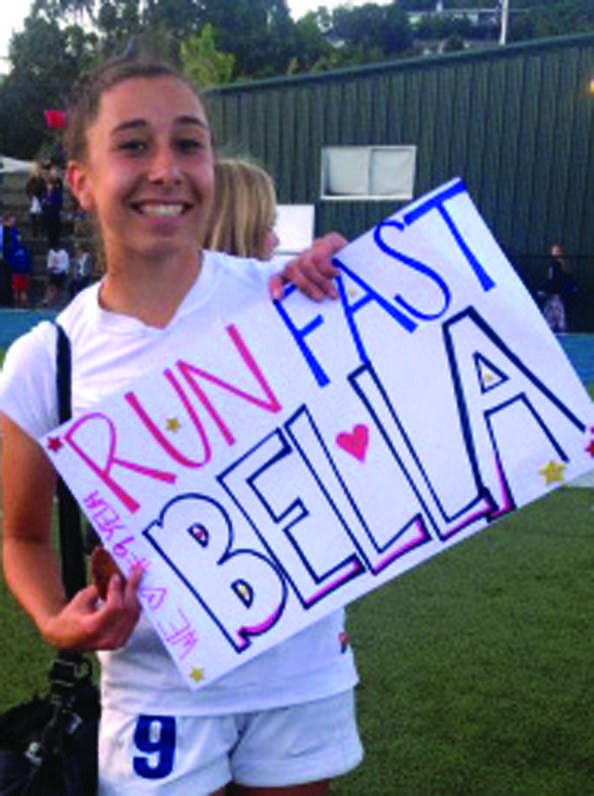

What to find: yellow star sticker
left=166, top=417, right=181, bottom=432
left=190, top=667, right=205, bottom=683
left=539, top=460, right=566, bottom=486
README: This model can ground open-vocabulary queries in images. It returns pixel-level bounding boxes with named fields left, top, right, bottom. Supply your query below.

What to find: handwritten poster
left=43, top=178, right=594, bottom=689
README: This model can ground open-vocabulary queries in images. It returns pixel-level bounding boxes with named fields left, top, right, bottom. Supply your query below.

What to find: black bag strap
left=55, top=323, right=87, bottom=599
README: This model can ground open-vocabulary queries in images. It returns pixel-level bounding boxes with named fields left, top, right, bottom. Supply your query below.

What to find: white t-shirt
left=0, top=250, right=358, bottom=716
left=47, top=248, right=70, bottom=274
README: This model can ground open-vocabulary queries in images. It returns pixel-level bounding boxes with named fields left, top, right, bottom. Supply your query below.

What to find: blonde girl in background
left=205, top=157, right=280, bottom=261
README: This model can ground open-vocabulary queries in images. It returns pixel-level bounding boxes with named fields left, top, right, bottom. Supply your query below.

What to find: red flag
left=44, top=109, right=66, bottom=129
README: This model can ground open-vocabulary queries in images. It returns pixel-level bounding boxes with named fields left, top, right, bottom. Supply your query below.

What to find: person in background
left=204, top=157, right=280, bottom=261
left=25, top=162, right=47, bottom=238
left=0, top=57, right=356, bottom=796
left=70, top=241, right=93, bottom=298
left=42, top=243, right=70, bottom=307
left=8, top=241, right=32, bottom=308
left=43, top=165, right=64, bottom=249
left=542, top=243, right=576, bottom=333
left=1, top=213, right=21, bottom=262
left=0, top=213, right=13, bottom=307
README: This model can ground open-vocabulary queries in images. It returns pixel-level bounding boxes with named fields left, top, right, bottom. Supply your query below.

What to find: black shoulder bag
left=0, top=324, right=100, bottom=796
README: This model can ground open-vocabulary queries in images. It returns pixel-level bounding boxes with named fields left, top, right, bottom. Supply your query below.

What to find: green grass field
left=335, top=486, right=594, bottom=795
left=1, top=344, right=593, bottom=794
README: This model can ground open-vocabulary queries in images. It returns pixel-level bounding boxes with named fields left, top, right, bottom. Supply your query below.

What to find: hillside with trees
left=0, top=0, right=592, bottom=158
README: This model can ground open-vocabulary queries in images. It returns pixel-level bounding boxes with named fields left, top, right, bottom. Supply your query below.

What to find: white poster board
left=43, top=179, right=594, bottom=689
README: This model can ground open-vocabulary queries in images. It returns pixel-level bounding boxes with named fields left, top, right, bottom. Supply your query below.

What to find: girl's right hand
left=269, top=232, right=346, bottom=302
left=42, top=564, right=144, bottom=652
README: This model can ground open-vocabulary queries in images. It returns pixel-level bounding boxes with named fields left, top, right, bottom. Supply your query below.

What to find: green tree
left=331, top=1, right=413, bottom=62
left=143, top=0, right=202, bottom=41
left=509, top=0, right=594, bottom=40
left=95, top=0, right=142, bottom=57
left=0, top=16, right=96, bottom=158
left=180, top=24, right=235, bottom=89
left=384, top=4, right=415, bottom=53
left=32, top=0, right=98, bottom=25
left=291, top=12, right=333, bottom=73
left=203, top=0, right=297, bottom=78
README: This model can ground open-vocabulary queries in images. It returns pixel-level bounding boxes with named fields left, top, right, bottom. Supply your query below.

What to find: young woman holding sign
left=0, top=59, right=360, bottom=795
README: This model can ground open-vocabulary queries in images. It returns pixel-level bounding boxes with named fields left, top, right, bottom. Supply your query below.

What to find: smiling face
left=67, top=75, right=215, bottom=269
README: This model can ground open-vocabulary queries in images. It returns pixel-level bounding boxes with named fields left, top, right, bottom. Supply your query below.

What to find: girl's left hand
left=42, top=564, right=144, bottom=652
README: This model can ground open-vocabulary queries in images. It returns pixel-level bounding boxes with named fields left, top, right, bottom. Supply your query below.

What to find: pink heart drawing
left=336, top=424, right=369, bottom=462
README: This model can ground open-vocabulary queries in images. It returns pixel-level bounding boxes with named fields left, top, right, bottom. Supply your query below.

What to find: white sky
left=0, top=0, right=33, bottom=72
left=0, top=1, right=379, bottom=72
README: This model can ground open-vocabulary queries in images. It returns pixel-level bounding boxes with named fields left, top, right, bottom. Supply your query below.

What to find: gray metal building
left=207, top=33, right=594, bottom=329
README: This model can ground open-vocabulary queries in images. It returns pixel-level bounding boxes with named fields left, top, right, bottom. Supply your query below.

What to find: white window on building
left=321, top=145, right=416, bottom=201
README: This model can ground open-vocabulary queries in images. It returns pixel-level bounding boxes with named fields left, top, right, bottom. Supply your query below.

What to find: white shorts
left=98, top=689, right=363, bottom=794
